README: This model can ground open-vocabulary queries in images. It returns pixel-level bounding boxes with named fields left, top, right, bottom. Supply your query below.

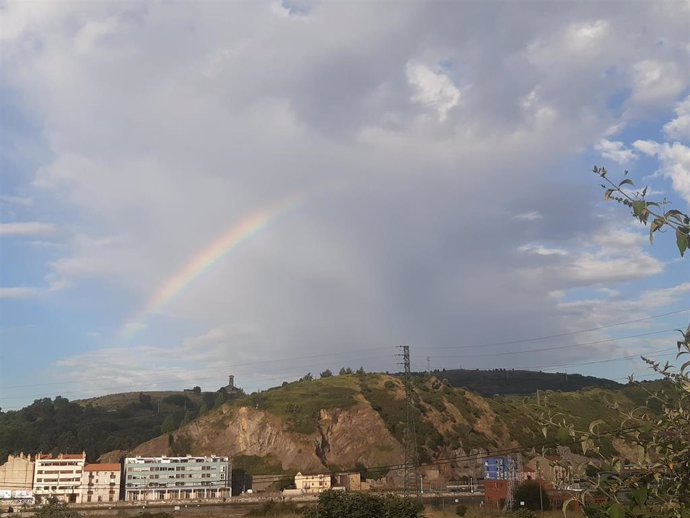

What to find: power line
left=0, top=347, right=396, bottom=391
left=428, top=307, right=690, bottom=350
left=431, top=328, right=675, bottom=359
left=0, top=423, right=656, bottom=489
left=0, top=347, right=676, bottom=409
left=4, top=305, right=688, bottom=393
left=3, top=307, right=687, bottom=407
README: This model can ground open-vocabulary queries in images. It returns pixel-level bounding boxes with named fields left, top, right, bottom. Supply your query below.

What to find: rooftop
left=85, top=463, right=120, bottom=472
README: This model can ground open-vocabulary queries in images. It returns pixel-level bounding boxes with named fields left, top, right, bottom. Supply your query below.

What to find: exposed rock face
left=130, top=398, right=403, bottom=472
left=315, top=399, right=403, bottom=469
left=114, top=373, right=649, bottom=477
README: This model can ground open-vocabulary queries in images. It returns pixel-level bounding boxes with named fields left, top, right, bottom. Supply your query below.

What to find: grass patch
left=233, top=454, right=286, bottom=475
left=247, top=500, right=304, bottom=516
left=234, top=376, right=359, bottom=434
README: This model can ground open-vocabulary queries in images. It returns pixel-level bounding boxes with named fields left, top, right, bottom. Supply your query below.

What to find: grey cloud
left=3, top=1, right=690, bottom=392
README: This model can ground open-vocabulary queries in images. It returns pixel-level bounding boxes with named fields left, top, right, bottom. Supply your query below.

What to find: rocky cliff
left=115, top=373, right=660, bottom=479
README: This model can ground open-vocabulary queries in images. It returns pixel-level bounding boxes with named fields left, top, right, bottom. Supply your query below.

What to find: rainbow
left=122, top=194, right=305, bottom=337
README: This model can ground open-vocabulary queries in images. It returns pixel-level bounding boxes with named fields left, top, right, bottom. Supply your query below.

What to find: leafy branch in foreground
left=594, top=166, right=690, bottom=255
left=546, top=168, right=690, bottom=517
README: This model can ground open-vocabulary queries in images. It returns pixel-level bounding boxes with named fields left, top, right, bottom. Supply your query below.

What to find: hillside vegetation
left=0, top=371, right=660, bottom=478
left=126, top=373, right=663, bottom=480
left=0, top=390, right=237, bottom=461
left=434, top=368, right=621, bottom=396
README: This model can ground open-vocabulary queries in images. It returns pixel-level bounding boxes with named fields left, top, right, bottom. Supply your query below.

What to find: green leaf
left=631, top=487, right=648, bottom=505
left=609, top=503, right=625, bottom=518
left=632, top=200, right=646, bottom=217
left=618, top=178, right=634, bottom=187
left=676, top=229, right=688, bottom=257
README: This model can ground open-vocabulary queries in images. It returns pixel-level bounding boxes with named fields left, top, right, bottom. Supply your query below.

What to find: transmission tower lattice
left=396, top=345, right=420, bottom=496
left=505, top=453, right=522, bottom=510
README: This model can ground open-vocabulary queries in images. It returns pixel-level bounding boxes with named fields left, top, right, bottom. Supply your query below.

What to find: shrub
left=513, top=480, right=549, bottom=511
left=303, top=490, right=423, bottom=518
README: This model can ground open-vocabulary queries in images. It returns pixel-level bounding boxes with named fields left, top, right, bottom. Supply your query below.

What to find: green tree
left=513, top=480, right=549, bottom=511
left=301, top=372, right=314, bottom=382
left=320, top=369, right=333, bottom=378
left=180, top=410, right=194, bottom=426
left=213, top=392, right=227, bottom=409
left=160, top=415, right=177, bottom=434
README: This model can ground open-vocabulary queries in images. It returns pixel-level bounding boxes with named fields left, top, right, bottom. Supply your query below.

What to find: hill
left=434, top=368, right=621, bottom=396
left=0, top=371, right=661, bottom=484
left=125, top=373, right=663, bottom=484
left=0, top=390, right=239, bottom=462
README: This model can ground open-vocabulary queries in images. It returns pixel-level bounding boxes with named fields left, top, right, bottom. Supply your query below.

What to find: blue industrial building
left=483, top=456, right=518, bottom=480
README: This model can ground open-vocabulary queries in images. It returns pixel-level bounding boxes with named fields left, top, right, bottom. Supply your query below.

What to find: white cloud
left=0, top=195, right=33, bottom=206
left=73, top=16, right=120, bottom=54
left=631, top=60, right=685, bottom=105
left=634, top=140, right=690, bottom=204
left=557, top=283, right=690, bottom=333
left=664, top=94, right=690, bottom=141
left=572, top=226, right=664, bottom=283
left=406, top=62, right=461, bottom=121
left=54, top=326, right=313, bottom=396
left=518, top=243, right=567, bottom=256
left=519, top=224, right=663, bottom=288
left=513, top=211, right=543, bottom=221
left=0, top=287, right=39, bottom=299
left=564, top=252, right=662, bottom=284
left=568, top=20, right=609, bottom=47
left=595, top=138, right=637, bottom=164
left=0, top=222, right=57, bottom=236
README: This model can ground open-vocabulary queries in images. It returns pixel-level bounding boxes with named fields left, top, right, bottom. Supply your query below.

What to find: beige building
left=34, top=452, right=86, bottom=504
left=294, top=472, right=331, bottom=494
left=527, top=455, right=572, bottom=489
left=0, top=453, right=35, bottom=505
left=333, top=472, right=370, bottom=491
left=81, top=463, right=120, bottom=503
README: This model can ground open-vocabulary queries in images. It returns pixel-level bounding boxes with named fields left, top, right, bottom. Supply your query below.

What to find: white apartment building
left=294, top=472, right=331, bottom=494
left=80, top=463, right=121, bottom=503
left=124, top=455, right=230, bottom=501
left=33, top=453, right=86, bottom=504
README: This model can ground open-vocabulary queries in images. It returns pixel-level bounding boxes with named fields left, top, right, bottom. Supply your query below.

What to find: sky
left=1, top=1, right=690, bottom=409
